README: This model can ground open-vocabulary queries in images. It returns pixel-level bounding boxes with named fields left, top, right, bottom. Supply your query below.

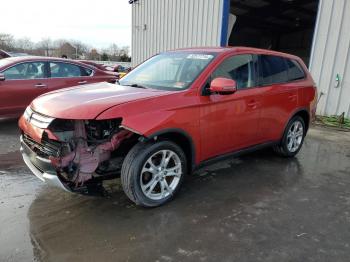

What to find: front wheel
left=121, top=140, right=187, bottom=207
left=274, top=116, right=306, bottom=157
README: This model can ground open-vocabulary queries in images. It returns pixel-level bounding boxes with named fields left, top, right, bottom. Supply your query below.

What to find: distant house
left=57, top=42, right=77, bottom=59
left=88, top=49, right=100, bottom=61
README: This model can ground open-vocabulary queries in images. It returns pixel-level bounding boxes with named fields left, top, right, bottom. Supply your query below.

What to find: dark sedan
left=0, top=50, right=11, bottom=59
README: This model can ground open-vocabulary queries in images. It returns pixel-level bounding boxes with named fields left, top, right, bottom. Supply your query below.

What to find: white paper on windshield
left=186, top=54, right=213, bottom=60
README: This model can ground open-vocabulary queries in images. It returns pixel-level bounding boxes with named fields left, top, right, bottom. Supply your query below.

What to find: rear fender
left=282, top=107, right=310, bottom=138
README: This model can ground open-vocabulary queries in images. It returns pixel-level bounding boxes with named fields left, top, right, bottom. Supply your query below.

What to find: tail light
left=311, top=84, right=318, bottom=121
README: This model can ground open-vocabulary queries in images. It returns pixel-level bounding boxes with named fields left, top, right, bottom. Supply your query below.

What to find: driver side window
left=212, top=54, right=257, bottom=89
left=3, top=62, right=46, bottom=80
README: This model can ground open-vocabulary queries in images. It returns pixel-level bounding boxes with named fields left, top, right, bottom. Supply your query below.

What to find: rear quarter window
left=81, top=67, right=93, bottom=76
left=286, top=59, right=306, bottom=81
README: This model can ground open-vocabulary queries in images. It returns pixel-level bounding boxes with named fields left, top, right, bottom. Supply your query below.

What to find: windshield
left=119, top=52, right=216, bottom=91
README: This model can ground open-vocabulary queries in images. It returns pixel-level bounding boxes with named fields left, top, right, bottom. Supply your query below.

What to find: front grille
left=23, top=134, right=61, bottom=158
left=24, top=107, right=54, bottom=129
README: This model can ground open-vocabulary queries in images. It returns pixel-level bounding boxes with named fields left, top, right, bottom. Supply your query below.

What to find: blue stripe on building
left=220, top=0, right=230, bottom=46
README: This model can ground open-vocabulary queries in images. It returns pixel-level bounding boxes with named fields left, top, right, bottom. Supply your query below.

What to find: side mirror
left=0, top=73, right=5, bottom=81
left=209, top=77, right=237, bottom=94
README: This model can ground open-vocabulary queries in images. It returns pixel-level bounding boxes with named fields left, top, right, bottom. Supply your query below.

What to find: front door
left=0, top=61, right=48, bottom=117
left=199, top=54, right=262, bottom=161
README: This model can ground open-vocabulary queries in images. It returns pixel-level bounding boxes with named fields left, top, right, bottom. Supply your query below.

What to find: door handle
left=247, top=100, right=258, bottom=109
left=78, top=80, right=87, bottom=84
left=288, top=94, right=297, bottom=101
left=35, top=83, right=47, bottom=88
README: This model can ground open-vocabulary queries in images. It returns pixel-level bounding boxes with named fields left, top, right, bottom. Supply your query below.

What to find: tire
left=121, top=140, right=187, bottom=207
left=273, top=116, right=306, bottom=157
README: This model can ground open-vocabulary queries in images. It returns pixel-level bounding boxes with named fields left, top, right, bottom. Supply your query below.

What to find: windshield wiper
left=123, top=83, right=147, bottom=89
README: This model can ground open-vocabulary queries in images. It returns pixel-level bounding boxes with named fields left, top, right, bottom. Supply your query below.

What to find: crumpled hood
left=31, top=82, right=170, bottom=119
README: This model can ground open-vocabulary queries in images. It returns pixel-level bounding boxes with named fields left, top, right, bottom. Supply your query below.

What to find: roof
left=173, top=47, right=232, bottom=53
left=168, top=46, right=302, bottom=60
left=2, top=56, right=79, bottom=62
left=0, top=56, right=97, bottom=70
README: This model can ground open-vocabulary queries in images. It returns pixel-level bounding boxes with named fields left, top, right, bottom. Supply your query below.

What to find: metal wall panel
left=309, top=0, right=350, bottom=117
left=131, top=0, right=223, bottom=66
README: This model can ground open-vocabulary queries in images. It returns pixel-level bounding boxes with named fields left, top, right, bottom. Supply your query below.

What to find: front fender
left=96, top=104, right=201, bottom=165
left=121, top=110, right=176, bottom=136
left=122, top=110, right=200, bottom=157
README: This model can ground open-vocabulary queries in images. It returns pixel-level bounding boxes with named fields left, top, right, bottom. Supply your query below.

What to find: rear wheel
left=121, top=140, right=187, bottom=207
left=274, top=116, right=306, bottom=157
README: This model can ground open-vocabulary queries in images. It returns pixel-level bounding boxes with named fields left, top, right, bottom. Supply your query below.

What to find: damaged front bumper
left=19, top=107, right=136, bottom=193
left=20, top=135, right=71, bottom=192
left=20, top=115, right=135, bottom=194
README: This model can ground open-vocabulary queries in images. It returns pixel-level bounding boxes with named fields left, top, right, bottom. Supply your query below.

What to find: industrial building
left=130, top=0, right=350, bottom=117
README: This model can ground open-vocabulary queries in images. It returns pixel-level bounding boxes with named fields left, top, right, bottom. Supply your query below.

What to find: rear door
left=47, top=62, right=95, bottom=91
left=0, top=61, right=48, bottom=117
left=258, top=55, right=299, bottom=142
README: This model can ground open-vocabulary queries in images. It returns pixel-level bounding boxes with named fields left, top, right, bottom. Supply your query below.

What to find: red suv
left=19, top=47, right=317, bottom=207
left=0, top=56, right=117, bottom=118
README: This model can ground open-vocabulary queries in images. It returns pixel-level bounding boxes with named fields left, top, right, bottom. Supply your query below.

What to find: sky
left=0, top=0, right=131, bottom=49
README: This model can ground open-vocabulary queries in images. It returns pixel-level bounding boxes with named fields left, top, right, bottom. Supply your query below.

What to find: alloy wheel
left=286, top=120, right=304, bottom=152
left=140, top=149, right=182, bottom=200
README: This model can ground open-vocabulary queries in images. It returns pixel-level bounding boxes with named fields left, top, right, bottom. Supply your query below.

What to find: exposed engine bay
left=41, top=119, right=135, bottom=190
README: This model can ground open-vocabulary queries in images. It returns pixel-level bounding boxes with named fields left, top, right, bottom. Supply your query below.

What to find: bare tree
left=36, top=38, right=53, bottom=56
left=53, top=39, right=67, bottom=49
left=71, top=40, right=90, bottom=58
left=0, top=33, right=15, bottom=51
left=108, top=43, right=120, bottom=56
left=0, top=33, right=131, bottom=61
left=120, top=46, right=130, bottom=56
left=15, top=37, right=34, bottom=52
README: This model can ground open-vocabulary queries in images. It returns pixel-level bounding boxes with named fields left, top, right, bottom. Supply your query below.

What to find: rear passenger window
left=259, top=55, right=288, bottom=85
left=286, top=59, right=305, bottom=81
left=212, top=54, right=257, bottom=89
left=50, top=62, right=86, bottom=78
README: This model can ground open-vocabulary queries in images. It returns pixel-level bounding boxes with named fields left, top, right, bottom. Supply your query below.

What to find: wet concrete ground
left=0, top=119, right=350, bottom=262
